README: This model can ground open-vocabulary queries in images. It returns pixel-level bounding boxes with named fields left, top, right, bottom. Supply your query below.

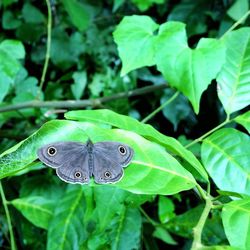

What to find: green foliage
left=201, top=128, right=250, bottom=195
left=217, top=28, right=250, bottom=114
left=0, top=0, right=249, bottom=250
left=114, top=17, right=226, bottom=113
left=222, top=198, right=250, bottom=249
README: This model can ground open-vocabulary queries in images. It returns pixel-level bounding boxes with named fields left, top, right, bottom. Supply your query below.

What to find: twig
left=221, top=10, right=250, bottom=39
left=185, top=117, right=231, bottom=149
left=0, top=84, right=168, bottom=113
left=39, top=0, right=52, bottom=93
left=191, top=185, right=212, bottom=250
left=141, top=91, right=179, bottom=123
left=0, top=181, right=16, bottom=250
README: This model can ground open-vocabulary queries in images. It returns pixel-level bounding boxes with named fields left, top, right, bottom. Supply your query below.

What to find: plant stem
left=0, top=181, right=16, bottom=250
left=185, top=118, right=231, bottom=149
left=191, top=194, right=212, bottom=250
left=221, top=10, right=250, bottom=39
left=141, top=91, right=179, bottom=123
left=39, top=0, right=52, bottom=93
left=0, top=84, right=167, bottom=113
left=139, top=207, right=159, bottom=226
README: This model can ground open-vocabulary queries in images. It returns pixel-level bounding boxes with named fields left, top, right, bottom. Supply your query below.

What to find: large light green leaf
left=217, top=28, right=250, bottom=115
left=155, top=21, right=225, bottom=113
left=113, top=15, right=159, bottom=76
left=65, top=109, right=208, bottom=182
left=0, top=119, right=196, bottom=195
left=201, top=128, right=250, bottom=195
left=222, top=198, right=250, bottom=249
left=235, top=111, right=250, bottom=133
left=47, top=185, right=87, bottom=250
left=11, top=196, right=55, bottom=229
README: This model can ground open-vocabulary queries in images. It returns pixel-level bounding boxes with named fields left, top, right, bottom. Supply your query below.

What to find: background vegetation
left=0, top=0, right=249, bottom=249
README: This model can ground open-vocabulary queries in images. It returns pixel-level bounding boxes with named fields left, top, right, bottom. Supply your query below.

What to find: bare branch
left=0, top=83, right=167, bottom=113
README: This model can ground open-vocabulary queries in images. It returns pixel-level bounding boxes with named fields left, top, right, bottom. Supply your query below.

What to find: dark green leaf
left=62, top=0, right=92, bottom=32
left=153, top=227, right=177, bottom=245
left=71, top=71, right=87, bottom=100
left=11, top=196, right=55, bottom=229
left=22, top=3, right=45, bottom=24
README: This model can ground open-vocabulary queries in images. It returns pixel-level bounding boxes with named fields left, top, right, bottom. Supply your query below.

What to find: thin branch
left=185, top=118, right=231, bottom=149
left=141, top=91, right=179, bottom=123
left=221, top=10, right=250, bottom=39
left=0, top=181, right=16, bottom=250
left=0, top=84, right=168, bottom=113
left=39, top=0, right=52, bottom=93
left=191, top=195, right=212, bottom=250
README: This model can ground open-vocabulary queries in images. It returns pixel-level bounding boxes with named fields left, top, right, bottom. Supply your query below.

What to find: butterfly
left=37, top=140, right=134, bottom=184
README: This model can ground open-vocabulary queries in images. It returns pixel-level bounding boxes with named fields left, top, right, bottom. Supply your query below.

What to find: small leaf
left=222, top=198, right=250, bottom=249
left=0, top=39, right=25, bottom=59
left=62, top=0, right=92, bottom=32
left=227, top=0, right=249, bottom=21
left=112, top=0, right=125, bottom=12
left=2, top=10, right=22, bottom=30
left=235, top=111, right=250, bottom=133
left=65, top=109, right=208, bottom=182
left=113, top=15, right=159, bottom=76
left=201, top=128, right=250, bottom=195
left=11, top=196, right=55, bottom=229
left=153, top=227, right=177, bottom=245
left=22, top=3, right=45, bottom=24
left=0, top=74, right=11, bottom=102
left=71, top=71, right=87, bottom=100
left=131, top=0, right=164, bottom=11
left=158, top=196, right=175, bottom=223
left=156, top=21, right=225, bottom=113
left=217, top=28, right=250, bottom=114
left=161, top=89, right=194, bottom=130
left=47, top=185, right=87, bottom=250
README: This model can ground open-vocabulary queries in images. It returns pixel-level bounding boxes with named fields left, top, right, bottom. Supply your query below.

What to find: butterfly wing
left=92, top=142, right=134, bottom=184
left=37, top=142, right=90, bottom=184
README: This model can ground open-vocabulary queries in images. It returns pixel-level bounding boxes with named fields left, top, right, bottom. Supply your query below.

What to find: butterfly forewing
left=93, top=142, right=134, bottom=167
left=37, top=142, right=90, bottom=184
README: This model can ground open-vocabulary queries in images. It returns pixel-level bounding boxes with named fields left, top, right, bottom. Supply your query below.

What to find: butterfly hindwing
left=92, top=142, right=134, bottom=184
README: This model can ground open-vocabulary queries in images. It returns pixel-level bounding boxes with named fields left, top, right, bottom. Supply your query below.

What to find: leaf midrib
left=59, top=189, right=83, bottom=249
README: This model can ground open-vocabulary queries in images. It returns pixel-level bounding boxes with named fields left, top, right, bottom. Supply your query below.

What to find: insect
left=37, top=140, right=134, bottom=184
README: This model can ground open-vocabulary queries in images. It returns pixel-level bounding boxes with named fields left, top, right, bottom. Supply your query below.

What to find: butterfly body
left=37, top=140, right=134, bottom=184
